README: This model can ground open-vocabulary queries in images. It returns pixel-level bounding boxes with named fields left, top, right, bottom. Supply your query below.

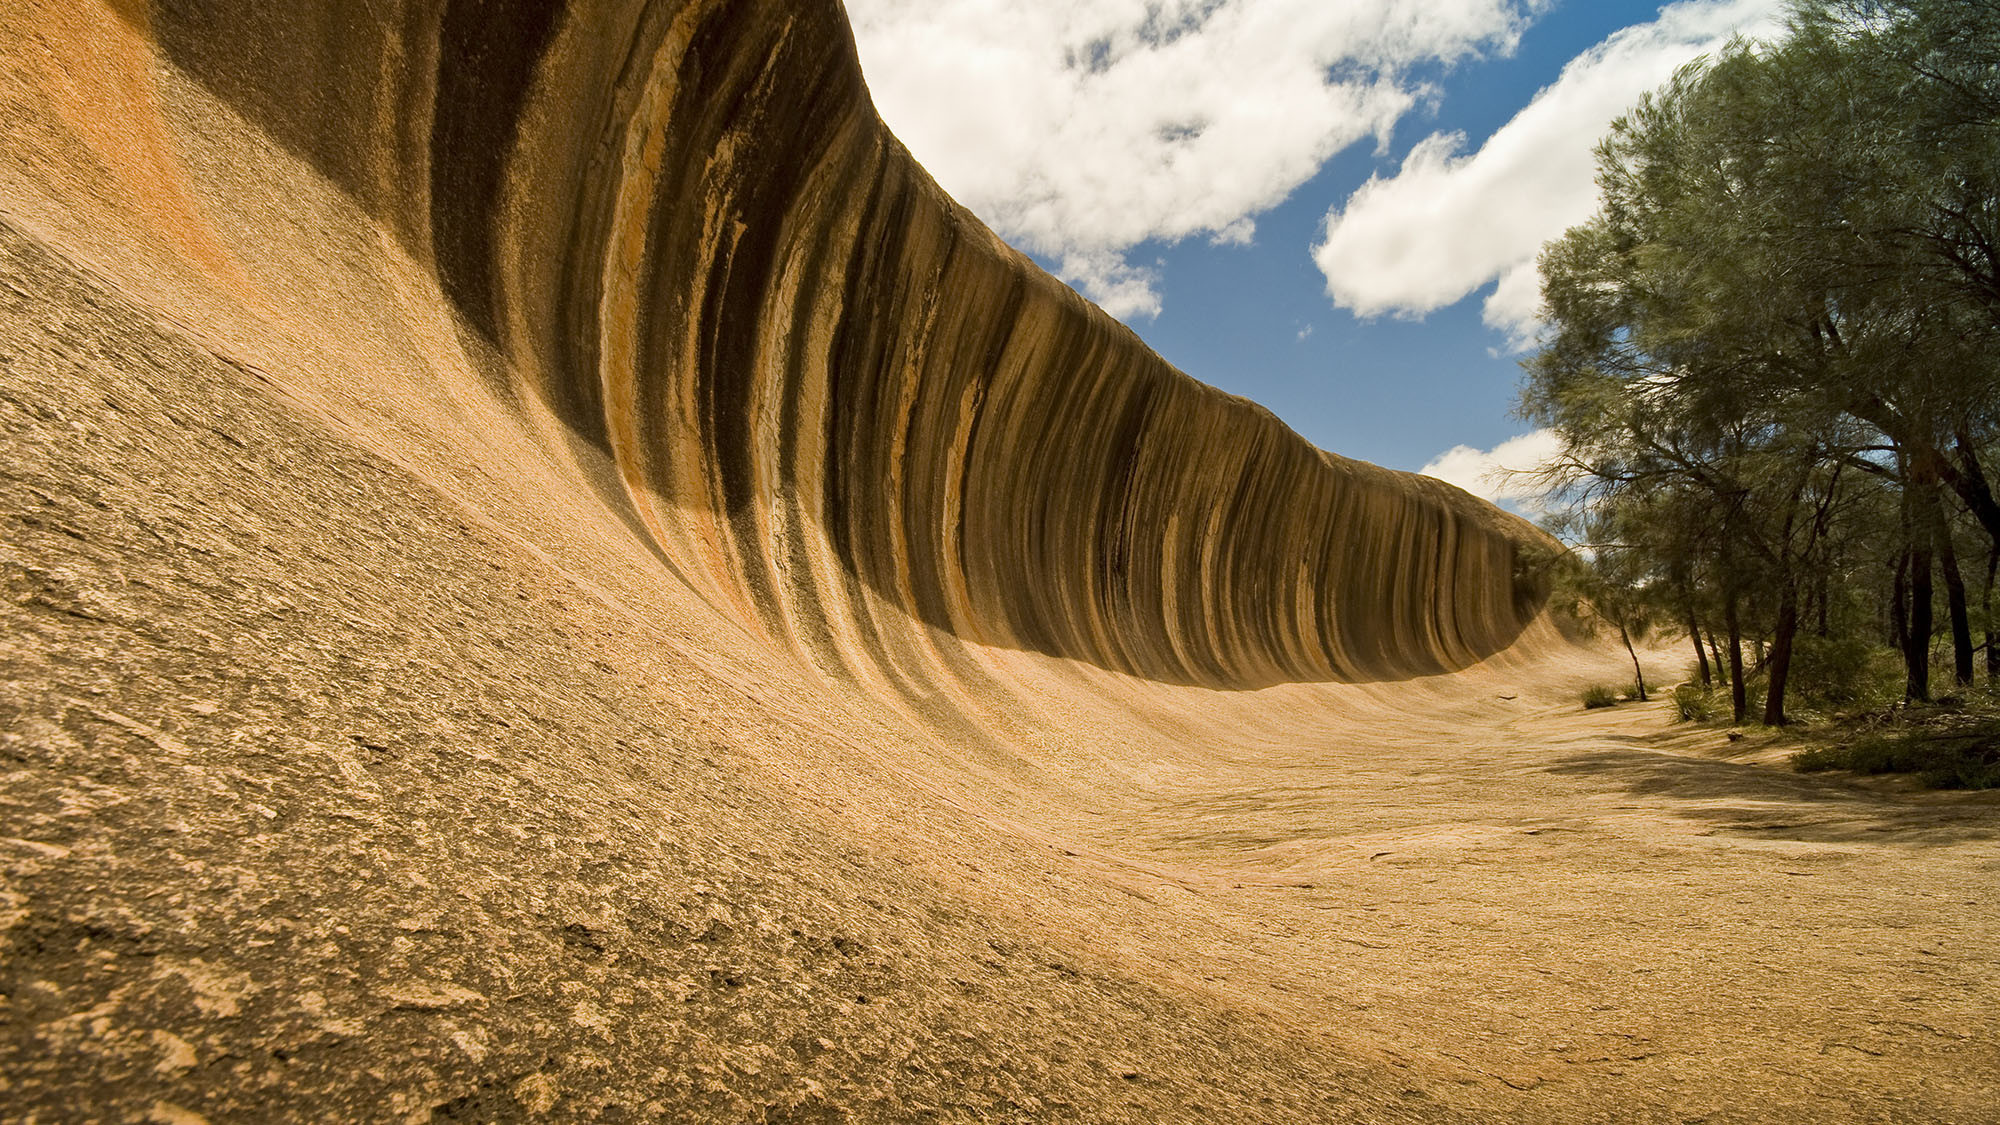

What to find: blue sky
left=848, top=0, right=1790, bottom=502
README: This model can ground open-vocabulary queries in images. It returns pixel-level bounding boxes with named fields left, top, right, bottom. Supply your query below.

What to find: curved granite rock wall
left=117, top=0, right=1543, bottom=690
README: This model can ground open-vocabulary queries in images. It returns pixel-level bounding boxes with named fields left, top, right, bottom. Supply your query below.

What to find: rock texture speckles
left=0, top=227, right=1431, bottom=1123
left=5, top=3, right=1995, bottom=1124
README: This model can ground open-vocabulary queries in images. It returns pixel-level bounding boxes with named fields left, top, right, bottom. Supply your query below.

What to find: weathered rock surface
left=85, top=0, right=1540, bottom=696
left=1, top=2, right=1995, bottom=1123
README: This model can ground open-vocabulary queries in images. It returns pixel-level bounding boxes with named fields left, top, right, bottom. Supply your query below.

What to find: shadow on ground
left=1548, top=747, right=2000, bottom=847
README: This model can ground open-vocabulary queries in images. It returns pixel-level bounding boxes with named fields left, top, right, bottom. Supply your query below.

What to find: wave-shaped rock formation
left=106, top=0, right=1538, bottom=698
left=34, top=2, right=1924, bottom=1123
left=13, top=2, right=2000, bottom=1122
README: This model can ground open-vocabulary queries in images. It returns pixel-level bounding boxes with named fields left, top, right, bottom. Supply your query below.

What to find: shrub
left=1789, top=636, right=1901, bottom=712
left=1793, top=720, right=2000, bottom=790
left=1671, top=682, right=1716, bottom=722
left=1581, top=684, right=1620, bottom=709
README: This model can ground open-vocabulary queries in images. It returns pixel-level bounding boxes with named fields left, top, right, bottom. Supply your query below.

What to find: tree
left=1519, top=11, right=1975, bottom=720
left=1520, top=21, right=1944, bottom=716
left=1526, top=151, right=1863, bottom=723
left=1542, top=502, right=1662, bottom=703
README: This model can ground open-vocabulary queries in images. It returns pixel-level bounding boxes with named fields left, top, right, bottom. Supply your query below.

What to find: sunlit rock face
left=92, top=0, right=1540, bottom=695
left=12, top=11, right=2000, bottom=1123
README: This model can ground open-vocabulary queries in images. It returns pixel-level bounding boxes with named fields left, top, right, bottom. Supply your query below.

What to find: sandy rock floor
left=3, top=218, right=1997, bottom=1122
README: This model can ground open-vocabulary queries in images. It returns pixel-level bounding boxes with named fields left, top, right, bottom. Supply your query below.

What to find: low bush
left=1789, top=636, right=1902, bottom=712
left=1581, top=684, right=1620, bottom=709
left=1671, top=682, right=1716, bottom=722
left=1792, top=714, right=2000, bottom=789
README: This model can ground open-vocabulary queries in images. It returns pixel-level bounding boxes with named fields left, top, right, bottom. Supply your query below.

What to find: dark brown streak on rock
left=113, top=0, right=1545, bottom=692
left=428, top=0, right=564, bottom=342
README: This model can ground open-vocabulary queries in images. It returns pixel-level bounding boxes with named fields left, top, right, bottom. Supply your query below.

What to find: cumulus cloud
left=1313, top=0, right=1788, bottom=345
left=1420, top=428, right=1563, bottom=507
left=847, top=0, right=1544, bottom=319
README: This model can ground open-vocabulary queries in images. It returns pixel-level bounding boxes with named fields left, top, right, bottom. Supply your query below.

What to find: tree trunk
left=1688, top=606, right=1712, bottom=688
left=1909, top=531, right=1935, bottom=704
left=1725, top=593, right=1747, bottom=724
left=1941, top=534, right=1974, bottom=687
left=1901, top=479, right=1935, bottom=703
left=1892, top=549, right=1910, bottom=655
left=1947, top=427, right=2000, bottom=560
left=1763, top=587, right=1799, bottom=726
left=1707, top=630, right=1725, bottom=686
left=1985, top=545, right=1998, bottom=681
left=1924, top=484, right=1975, bottom=687
left=1620, top=621, right=1647, bottom=701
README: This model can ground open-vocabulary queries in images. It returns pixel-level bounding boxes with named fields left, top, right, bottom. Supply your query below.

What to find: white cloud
left=1312, top=0, right=1788, bottom=344
left=1482, top=259, right=1545, bottom=347
left=847, top=0, right=1545, bottom=318
left=1420, top=427, right=1563, bottom=506
left=1057, top=249, right=1165, bottom=320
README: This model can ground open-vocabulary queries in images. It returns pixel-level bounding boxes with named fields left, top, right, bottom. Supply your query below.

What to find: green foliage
left=1787, top=635, right=1902, bottom=711
left=1793, top=687, right=2000, bottom=789
left=1793, top=726, right=2000, bottom=789
left=1671, top=682, right=1717, bottom=722
left=1581, top=683, right=1621, bottom=709
left=1522, top=0, right=2000, bottom=724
